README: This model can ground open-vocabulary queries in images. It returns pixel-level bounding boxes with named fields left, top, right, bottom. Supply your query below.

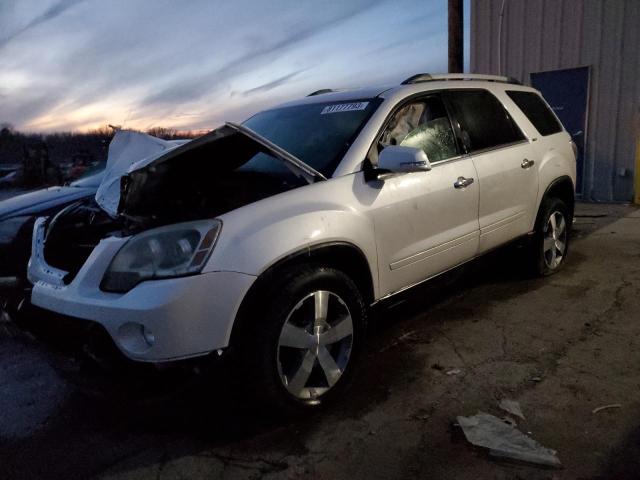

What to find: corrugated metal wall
left=471, top=0, right=640, bottom=202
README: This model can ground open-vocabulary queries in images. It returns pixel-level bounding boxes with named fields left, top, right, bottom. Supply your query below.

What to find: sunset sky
left=1, top=0, right=470, bottom=133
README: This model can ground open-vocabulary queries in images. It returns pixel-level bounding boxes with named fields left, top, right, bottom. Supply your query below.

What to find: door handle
left=454, top=176, right=474, bottom=189
left=521, top=158, right=535, bottom=169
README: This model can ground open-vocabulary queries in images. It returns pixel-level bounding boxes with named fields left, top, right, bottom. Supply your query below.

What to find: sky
left=0, top=0, right=470, bottom=133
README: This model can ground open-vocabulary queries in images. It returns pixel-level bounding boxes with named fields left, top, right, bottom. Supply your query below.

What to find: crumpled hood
left=100, top=123, right=324, bottom=220
left=95, top=130, right=185, bottom=217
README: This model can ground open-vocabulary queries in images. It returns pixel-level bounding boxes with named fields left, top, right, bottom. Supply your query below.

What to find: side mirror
left=378, top=145, right=431, bottom=174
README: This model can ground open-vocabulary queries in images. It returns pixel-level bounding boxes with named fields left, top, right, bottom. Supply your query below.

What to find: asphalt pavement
left=1, top=202, right=639, bottom=479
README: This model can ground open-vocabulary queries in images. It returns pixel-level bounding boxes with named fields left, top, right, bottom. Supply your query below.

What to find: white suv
left=28, top=73, right=576, bottom=410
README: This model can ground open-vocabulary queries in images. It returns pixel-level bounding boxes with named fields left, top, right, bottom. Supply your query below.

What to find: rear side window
left=506, top=90, right=562, bottom=136
left=446, top=90, right=524, bottom=152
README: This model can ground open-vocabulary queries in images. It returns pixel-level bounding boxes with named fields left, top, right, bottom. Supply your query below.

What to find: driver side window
left=375, top=96, right=459, bottom=163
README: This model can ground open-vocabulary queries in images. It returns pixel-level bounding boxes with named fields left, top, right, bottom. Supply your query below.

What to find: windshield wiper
left=226, top=122, right=327, bottom=184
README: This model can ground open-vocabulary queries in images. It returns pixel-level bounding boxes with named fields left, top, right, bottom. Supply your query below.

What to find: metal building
left=470, top=0, right=640, bottom=202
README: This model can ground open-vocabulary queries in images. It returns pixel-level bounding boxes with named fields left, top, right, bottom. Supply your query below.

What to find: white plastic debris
left=592, top=404, right=621, bottom=414
left=498, top=399, right=525, bottom=420
left=445, top=368, right=462, bottom=376
left=457, top=412, right=561, bottom=468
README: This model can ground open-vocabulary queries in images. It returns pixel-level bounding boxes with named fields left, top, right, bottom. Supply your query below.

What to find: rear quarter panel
left=531, top=133, right=576, bottom=226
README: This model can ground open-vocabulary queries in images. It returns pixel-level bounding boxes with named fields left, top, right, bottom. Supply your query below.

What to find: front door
left=531, top=67, right=590, bottom=195
left=363, top=94, right=480, bottom=297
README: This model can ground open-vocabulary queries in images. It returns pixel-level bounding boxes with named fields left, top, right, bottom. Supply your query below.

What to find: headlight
left=101, top=219, right=221, bottom=293
left=0, top=216, right=32, bottom=244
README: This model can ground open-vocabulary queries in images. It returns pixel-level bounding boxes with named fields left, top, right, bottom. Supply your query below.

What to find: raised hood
left=102, top=123, right=325, bottom=223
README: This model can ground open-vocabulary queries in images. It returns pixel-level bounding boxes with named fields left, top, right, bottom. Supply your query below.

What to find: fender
left=203, top=174, right=380, bottom=298
left=227, top=240, right=375, bottom=349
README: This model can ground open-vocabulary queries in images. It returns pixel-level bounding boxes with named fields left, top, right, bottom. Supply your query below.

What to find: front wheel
left=235, top=266, right=367, bottom=414
left=530, top=197, right=570, bottom=276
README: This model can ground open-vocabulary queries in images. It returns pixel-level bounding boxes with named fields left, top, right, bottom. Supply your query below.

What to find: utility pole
left=448, top=0, right=463, bottom=73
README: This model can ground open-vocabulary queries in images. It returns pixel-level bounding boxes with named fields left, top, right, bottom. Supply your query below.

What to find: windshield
left=243, top=98, right=381, bottom=177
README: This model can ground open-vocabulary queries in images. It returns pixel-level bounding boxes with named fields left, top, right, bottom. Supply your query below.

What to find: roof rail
left=401, top=73, right=522, bottom=85
left=307, top=88, right=336, bottom=96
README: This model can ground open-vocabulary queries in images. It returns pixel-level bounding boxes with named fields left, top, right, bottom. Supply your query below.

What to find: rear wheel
left=236, top=266, right=367, bottom=414
left=530, top=197, right=570, bottom=276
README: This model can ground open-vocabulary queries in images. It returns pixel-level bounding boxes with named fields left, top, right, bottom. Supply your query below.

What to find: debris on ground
left=412, top=413, right=431, bottom=421
left=592, top=404, right=622, bottom=414
left=501, top=416, right=517, bottom=428
left=379, top=330, right=419, bottom=352
left=410, top=405, right=436, bottom=421
left=498, top=399, right=525, bottom=420
left=446, top=368, right=462, bottom=376
left=456, top=412, right=561, bottom=468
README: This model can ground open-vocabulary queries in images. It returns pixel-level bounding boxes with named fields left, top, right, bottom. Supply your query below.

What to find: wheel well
left=543, top=176, right=575, bottom=223
left=228, top=242, right=375, bottom=348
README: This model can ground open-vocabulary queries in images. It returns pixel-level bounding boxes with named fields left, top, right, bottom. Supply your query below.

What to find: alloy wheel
left=543, top=211, right=567, bottom=269
left=276, top=290, right=354, bottom=401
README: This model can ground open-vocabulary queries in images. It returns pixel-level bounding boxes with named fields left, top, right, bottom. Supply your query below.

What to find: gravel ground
left=0, top=202, right=639, bottom=479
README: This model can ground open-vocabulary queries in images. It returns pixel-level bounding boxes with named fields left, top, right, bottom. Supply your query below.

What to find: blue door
left=531, top=66, right=589, bottom=195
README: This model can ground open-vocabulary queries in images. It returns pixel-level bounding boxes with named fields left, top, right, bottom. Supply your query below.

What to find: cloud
left=1, top=0, right=456, bottom=132
left=241, top=69, right=306, bottom=97
left=138, top=0, right=385, bottom=108
left=0, top=0, right=85, bottom=49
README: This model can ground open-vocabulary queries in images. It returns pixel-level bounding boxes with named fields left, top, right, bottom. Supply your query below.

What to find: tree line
left=0, top=123, right=205, bottom=166
left=0, top=123, right=207, bottom=188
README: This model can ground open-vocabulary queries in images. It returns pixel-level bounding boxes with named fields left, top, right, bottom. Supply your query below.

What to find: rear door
left=445, top=89, right=539, bottom=253
left=363, top=93, right=480, bottom=297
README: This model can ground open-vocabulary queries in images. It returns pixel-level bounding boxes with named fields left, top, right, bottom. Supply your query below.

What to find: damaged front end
left=26, top=124, right=322, bottom=365
left=39, top=199, right=124, bottom=285
left=114, top=123, right=324, bottom=228
left=32, top=123, right=323, bottom=287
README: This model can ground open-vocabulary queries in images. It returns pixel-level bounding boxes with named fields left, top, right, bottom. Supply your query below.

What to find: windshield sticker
left=321, top=102, right=369, bottom=115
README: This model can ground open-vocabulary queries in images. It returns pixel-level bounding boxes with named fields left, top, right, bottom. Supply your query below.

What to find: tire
left=530, top=197, right=570, bottom=276
left=234, top=265, right=367, bottom=414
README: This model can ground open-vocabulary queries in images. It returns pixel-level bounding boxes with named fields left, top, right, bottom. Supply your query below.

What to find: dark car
left=0, top=169, right=104, bottom=315
left=0, top=133, right=191, bottom=318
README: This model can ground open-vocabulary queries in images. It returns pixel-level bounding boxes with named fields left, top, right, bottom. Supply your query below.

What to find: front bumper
left=28, top=218, right=256, bottom=362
